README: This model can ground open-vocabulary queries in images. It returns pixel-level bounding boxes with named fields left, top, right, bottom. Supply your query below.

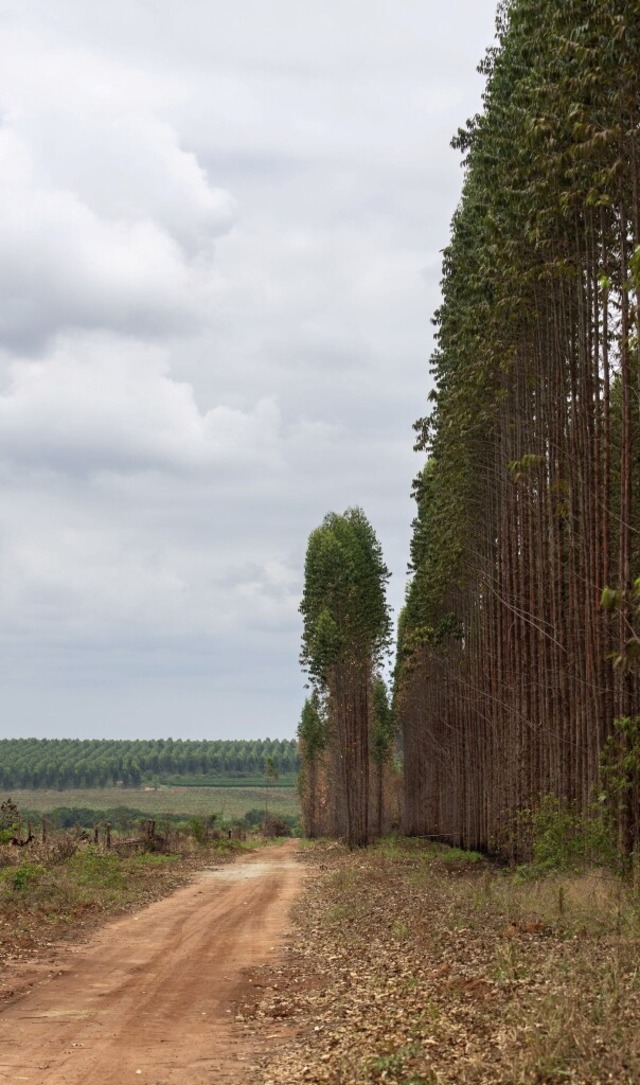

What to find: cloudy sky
left=0, top=0, right=497, bottom=741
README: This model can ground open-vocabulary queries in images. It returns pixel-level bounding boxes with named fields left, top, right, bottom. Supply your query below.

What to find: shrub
left=516, top=795, right=617, bottom=875
left=12, top=862, right=45, bottom=891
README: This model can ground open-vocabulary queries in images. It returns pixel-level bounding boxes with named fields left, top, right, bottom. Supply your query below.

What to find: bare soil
left=0, top=840, right=304, bottom=1085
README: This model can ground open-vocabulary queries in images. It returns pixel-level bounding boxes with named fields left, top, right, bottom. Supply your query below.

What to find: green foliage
left=0, top=844, right=202, bottom=935
left=371, top=677, right=395, bottom=766
left=601, top=716, right=640, bottom=785
left=297, top=693, right=328, bottom=759
left=514, top=797, right=617, bottom=877
left=0, top=798, right=20, bottom=840
left=188, top=816, right=215, bottom=844
left=508, top=453, right=545, bottom=484
left=437, top=846, right=484, bottom=866
left=628, top=245, right=640, bottom=293
left=300, top=507, right=391, bottom=688
left=300, top=507, right=391, bottom=847
left=264, top=755, right=279, bottom=784
left=600, top=580, right=640, bottom=669
left=11, top=863, right=45, bottom=891
left=0, top=797, right=20, bottom=828
left=600, top=717, right=640, bottom=847
left=69, top=847, right=125, bottom=889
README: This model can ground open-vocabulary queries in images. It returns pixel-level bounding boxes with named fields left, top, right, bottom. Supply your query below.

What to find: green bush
left=189, top=817, right=207, bottom=844
left=518, top=795, right=617, bottom=875
left=12, top=863, right=45, bottom=891
left=68, top=847, right=124, bottom=889
left=0, top=798, right=21, bottom=843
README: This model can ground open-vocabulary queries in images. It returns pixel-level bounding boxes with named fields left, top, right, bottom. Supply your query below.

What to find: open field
left=160, top=774, right=297, bottom=788
left=6, top=785, right=300, bottom=823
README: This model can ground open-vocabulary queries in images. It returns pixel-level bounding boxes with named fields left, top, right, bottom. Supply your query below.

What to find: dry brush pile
left=247, top=840, right=640, bottom=1085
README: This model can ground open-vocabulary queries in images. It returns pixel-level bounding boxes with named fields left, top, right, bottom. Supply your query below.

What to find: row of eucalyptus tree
left=395, top=0, right=640, bottom=858
left=298, top=509, right=393, bottom=846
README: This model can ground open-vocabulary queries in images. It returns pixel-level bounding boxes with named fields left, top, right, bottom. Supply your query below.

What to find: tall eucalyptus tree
left=371, top=676, right=396, bottom=837
left=300, top=508, right=391, bottom=847
left=296, top=692, right=328, bottom=838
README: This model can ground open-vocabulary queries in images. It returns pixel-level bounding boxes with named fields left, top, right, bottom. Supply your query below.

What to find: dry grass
left=246, top=839, right=640, bottom=1084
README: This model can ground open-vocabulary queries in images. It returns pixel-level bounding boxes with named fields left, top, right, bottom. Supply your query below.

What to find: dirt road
left=0, top=840, right=304, bottom=1085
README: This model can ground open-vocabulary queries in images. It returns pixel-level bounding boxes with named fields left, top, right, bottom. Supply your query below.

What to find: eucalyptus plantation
left=396, top=0, right=640, bottom=858
left=300, top=508, right=391, bottom=847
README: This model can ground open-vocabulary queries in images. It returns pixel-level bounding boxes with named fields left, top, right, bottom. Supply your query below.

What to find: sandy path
left=0, top=840, right=303, bottom=1085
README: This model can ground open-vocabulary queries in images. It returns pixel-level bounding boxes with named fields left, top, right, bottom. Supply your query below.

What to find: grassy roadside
left=247, top=839, right=640, bottom=1085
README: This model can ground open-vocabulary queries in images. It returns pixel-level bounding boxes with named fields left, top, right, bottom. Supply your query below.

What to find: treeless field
left=9, top=785, right=300, bottom=822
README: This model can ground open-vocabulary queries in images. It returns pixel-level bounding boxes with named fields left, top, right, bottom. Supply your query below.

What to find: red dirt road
left=0, top=841, right=304, bottom=1084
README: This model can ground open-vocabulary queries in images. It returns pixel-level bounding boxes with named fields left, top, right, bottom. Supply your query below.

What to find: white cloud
left=0, top=484, right=303, bottom=648
left=0, top=333, right=287, bottom=474
left=0, top=26, right=235, bottom=350
left=0, top=0, right=498, bottom=738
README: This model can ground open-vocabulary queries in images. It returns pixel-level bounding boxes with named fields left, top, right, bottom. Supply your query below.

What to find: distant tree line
left=0, top=738, right=298, bottom=790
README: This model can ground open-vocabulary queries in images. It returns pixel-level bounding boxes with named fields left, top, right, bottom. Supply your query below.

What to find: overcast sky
left=0, top=0, right=497, bottom=741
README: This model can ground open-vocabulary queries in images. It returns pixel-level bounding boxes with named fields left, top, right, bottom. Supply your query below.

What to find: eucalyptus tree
left=370, top=677, right=396, bottom=837
left=300, top=508, right=391, bottom=847
left=263, top=754, right=279, bottom=820
left=297, top=692, right=328, bottom=837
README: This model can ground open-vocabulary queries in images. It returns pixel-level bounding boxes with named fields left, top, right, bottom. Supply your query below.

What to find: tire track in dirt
left=0, top=840, right=304, bottom=1084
